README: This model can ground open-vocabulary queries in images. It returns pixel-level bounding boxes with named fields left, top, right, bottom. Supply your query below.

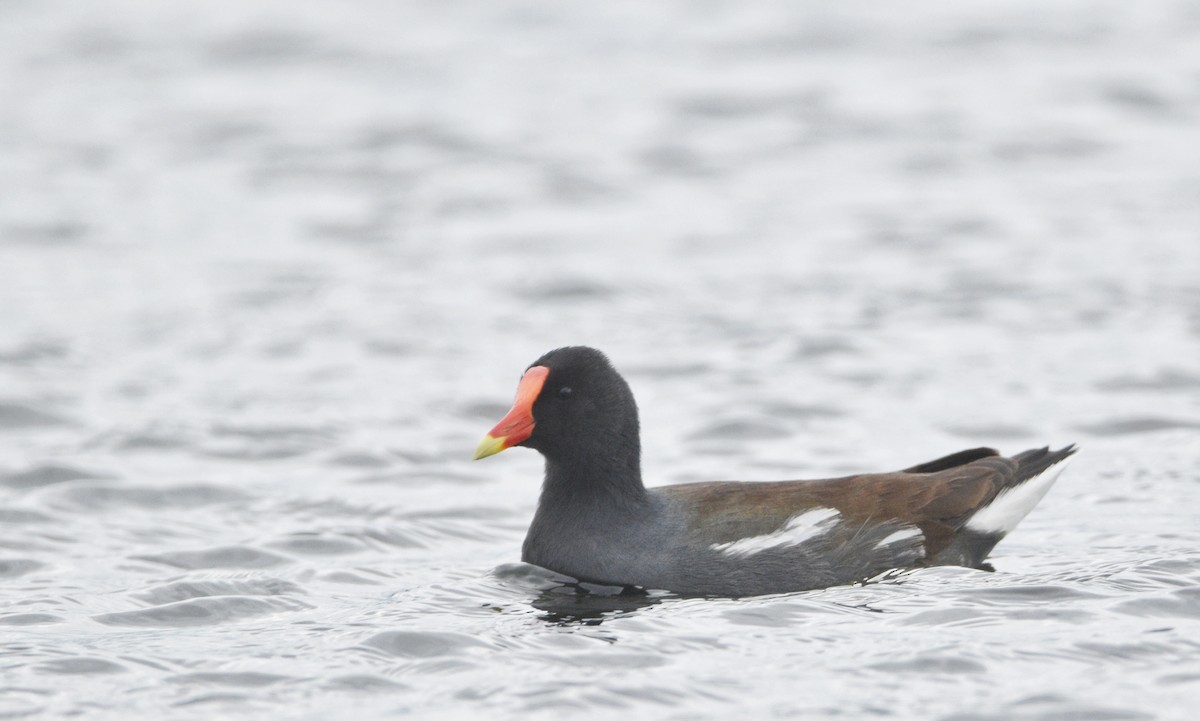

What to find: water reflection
left=530, top=583, right=668, bottom=626
left=490, top=562, right=668, bottom=625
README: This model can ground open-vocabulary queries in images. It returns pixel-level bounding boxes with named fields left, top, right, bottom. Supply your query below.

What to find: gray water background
left=2, top=1, right=1200, bottom=719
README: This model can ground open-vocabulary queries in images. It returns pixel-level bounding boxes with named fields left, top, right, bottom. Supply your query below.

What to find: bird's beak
left=473, top=365, right=549, bottom=460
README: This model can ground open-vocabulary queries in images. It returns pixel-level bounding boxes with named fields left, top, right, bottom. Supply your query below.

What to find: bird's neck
left=539, top=441, right=648, bottom=514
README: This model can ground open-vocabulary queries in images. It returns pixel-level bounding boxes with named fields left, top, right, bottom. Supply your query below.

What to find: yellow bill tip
left=472, top=434, right=509, bottom=460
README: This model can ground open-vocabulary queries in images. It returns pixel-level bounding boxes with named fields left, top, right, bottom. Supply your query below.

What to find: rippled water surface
left=3, top=1, right=1200, bottom=719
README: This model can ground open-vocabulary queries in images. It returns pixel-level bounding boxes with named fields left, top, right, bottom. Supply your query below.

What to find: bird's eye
left=558, top=386, right=573, bottom=400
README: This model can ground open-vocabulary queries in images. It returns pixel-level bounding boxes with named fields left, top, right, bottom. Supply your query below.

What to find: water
left=2, top=1, right=1199, bottom=718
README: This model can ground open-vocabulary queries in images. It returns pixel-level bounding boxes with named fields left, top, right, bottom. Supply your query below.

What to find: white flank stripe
left=966, top=458, right=1072, bottom=534
left=875, top=526, right=924, bottom=549
left=710, top=508, right=840, bottom=558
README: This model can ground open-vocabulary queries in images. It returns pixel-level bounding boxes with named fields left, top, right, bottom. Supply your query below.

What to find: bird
left=473, top=346, right=1075, bottom=597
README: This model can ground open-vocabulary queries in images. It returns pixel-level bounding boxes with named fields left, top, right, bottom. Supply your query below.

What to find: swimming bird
left=473, top=346, right=1075, bottom=597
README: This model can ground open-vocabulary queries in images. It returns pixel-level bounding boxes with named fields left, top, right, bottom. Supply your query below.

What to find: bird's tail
left=965, top=444, right=1076, bottom=537
left=932, top=444, right=1076, bottom=569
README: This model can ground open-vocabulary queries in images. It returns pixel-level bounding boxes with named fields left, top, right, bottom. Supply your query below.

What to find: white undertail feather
left=965, top=457, right=1072, bottom=535
left=711, top=508, right=840, bottom=557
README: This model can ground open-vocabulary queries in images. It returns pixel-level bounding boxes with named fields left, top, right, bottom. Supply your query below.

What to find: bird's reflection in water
left=490, top=562, right=669, bottom=626
left=531, top=582, right=666, bottom=626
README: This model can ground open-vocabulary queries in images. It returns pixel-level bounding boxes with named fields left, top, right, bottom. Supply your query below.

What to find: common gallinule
left=474, top=346, right=1075, bottom=596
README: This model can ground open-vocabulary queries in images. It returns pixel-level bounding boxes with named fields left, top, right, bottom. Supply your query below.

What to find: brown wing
left=809, top=456, right=1020, bottom=557
left=664, top=454, right=1020, bottom=559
